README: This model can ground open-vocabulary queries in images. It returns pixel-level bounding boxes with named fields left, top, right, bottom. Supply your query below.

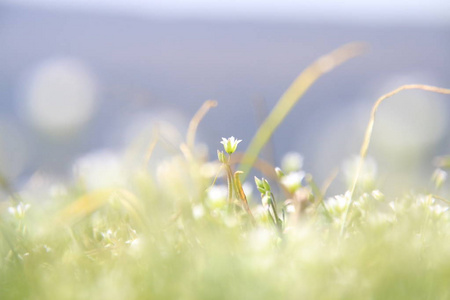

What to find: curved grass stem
left=239, top=42, right=367, bottom=180
left=340, top=84, right=450, bottom=237
left=186, top=100, right=218, bottom=151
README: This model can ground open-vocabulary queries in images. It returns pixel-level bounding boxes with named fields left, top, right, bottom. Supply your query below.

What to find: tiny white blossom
left=325, top=191, right=351, bottom=216
left=220, top=136, right=242, bottom=154
left=286, top=203, right=296, bottom=214
left=280, top=171, right=305, bottom=193
left=417, top=195, right=435, bottom=207
left=428, top=204, right=449, bottom=218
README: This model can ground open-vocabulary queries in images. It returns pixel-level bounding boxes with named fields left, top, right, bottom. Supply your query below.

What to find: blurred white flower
left=285, top=203, right=296, bottom=214
left=280, top=171, right=305, bottom=193
left=325, top=191, right=351, bottom=216
left=8, top=202, right=31, bottom=220
left=281, top=152, right=303, bottom=173
left=417, top=195, right=435, bottom=207
left=126, top=238, right=140, bottom=248
left=428, top=204, right=449, bottom=218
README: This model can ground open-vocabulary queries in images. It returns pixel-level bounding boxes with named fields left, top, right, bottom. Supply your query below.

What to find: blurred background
left=1, top=0, right=449, bottom=194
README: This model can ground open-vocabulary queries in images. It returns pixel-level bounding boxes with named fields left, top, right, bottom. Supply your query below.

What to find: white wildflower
left=325, top=191, right=351, bottom=216
left=220, top=136, right=242, bottom=154
left=8, top=202, right=31, bottom=220
left=428, top=204, right=449, bottom=218
left=280, top=171, right=305, bottom=193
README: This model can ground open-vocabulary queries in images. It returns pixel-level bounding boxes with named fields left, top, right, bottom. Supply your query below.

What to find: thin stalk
left=186, top=100, right=218, bottom=151
left=224, top=163, right=234, bottom=204
left=340, top=84, right=450, bottom=237
left=239, top=42, right=367, bottom=180
left=269, top=192, right=283, bottom=232
left=234, top=171, right=255, bottom=222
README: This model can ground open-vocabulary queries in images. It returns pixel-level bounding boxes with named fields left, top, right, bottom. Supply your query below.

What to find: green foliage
left=1, top=44, right=450, bottom=299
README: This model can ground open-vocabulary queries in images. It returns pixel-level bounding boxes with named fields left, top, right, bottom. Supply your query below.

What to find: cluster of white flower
left=325, top=191, right=351, bottom=217
left=8, top=202, right=31, bottom=220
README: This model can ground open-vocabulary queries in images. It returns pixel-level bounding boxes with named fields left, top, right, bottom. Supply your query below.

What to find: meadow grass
left=1, top=44, right=450, bottom=300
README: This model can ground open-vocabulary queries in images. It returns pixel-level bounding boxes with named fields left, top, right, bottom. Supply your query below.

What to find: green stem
left=239, top=43, right=366, bottom=181
left=224, top=164, right=234, bottom=204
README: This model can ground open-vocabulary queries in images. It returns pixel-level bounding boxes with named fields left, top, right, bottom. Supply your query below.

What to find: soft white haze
left=7, top=0, right=450, bottom=25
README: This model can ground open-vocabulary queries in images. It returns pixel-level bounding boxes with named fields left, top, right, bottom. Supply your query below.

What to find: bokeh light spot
left=22, top=57, right=98, bottom=136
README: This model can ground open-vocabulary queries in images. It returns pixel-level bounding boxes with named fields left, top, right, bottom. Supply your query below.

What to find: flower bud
left=255, top=176, right=272, bottom=194
left=217, top=150, right=226, bottom=163
left=275, top=167, right=285, bottom=178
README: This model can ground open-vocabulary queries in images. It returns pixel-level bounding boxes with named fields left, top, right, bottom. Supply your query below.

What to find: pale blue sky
left=6, top=0, right=450, bottom=25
